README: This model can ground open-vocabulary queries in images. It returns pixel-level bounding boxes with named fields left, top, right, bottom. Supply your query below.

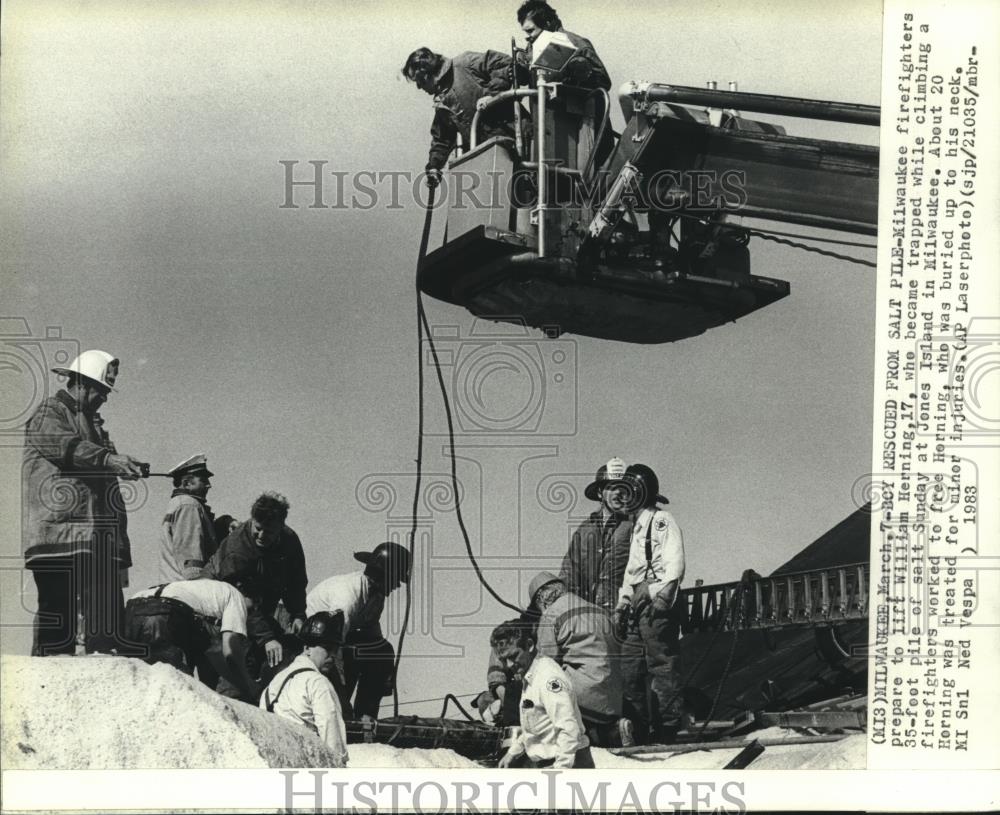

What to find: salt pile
left=2, top=655, right=864, bottom=770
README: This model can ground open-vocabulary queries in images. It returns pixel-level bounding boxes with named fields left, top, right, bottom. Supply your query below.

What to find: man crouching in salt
left=261, top=611, right=349, bottom=768
left=492, top=618, right=595, bottom=769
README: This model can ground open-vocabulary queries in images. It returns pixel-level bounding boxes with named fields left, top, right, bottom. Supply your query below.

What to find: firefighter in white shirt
left=305, top=541, right=411, bottom=719
left=613, top=463, right=685, bottom=744
left=261, top=611, right=349, bottom=768
left=125, top=577, right=262, bottom=701
left=492, top=618, right=595, bottom=769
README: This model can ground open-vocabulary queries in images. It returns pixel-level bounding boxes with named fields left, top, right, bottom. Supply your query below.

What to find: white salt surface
left=1, top=655, right=864, bottom=770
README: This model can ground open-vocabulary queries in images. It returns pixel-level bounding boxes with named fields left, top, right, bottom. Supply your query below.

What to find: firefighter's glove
left=613, top=600, right=631, bottom=640
left=425, top=168, right=443, bottom=189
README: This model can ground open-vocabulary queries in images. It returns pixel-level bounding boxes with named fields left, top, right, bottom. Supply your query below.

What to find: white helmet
left=52, top=350, right=119, bottom=391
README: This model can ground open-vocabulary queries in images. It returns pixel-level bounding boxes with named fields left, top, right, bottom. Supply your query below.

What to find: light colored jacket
left=618, top=507, right=685, bottom=604
left=536, top=591, right=622, bottom=719
left=507, top=655, right=589, bottom=768
left=22, top=390, right=131, bottom=566
left=159, top=491, right=216, bottom=581
left=261, top=654, right=348, bottom=767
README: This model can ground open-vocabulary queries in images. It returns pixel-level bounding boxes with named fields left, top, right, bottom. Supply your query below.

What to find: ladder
left=679, top=562, right=869, bottom=633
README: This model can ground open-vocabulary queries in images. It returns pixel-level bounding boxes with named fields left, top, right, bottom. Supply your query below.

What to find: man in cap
left=493, top=617, right=594, bottom=769
left=22, top=350, right=146, bottom=655
left=261, top=611, right=349, bottom=768
left=401, top=47, right=518, bottom=188
left=558, top=457, right=633, bottom=612
left=613, top=463, right=685, bottom=744
left=158, top=454, right=218, bottom=582
left=202, top=491, right=309, bottom=687
left=305, top=541, right=411, bottom=720
left=124, top=576, right=263, bottom=701
left=528, top=571, right=632, bottom=747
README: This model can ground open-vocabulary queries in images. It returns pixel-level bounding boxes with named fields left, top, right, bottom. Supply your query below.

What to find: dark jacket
left=517, top=29, right=611, bottom=91
left=201, top=520, right=308, bottom=646
left=426, top=50, right=515, bottom=171
left=22, top=390, right=131, bottom=567
left=558, top=510, right=631, bottom=611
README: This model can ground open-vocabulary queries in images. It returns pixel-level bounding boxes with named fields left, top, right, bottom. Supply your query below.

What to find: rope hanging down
left=394, top=190, right=523, bottom=716
left=393, top=185, right=437, bottom=717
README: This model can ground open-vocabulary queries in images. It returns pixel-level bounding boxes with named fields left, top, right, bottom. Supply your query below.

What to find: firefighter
left=124, top=576, right=262, bottom=702
left=158, top=454, right=218, bottom=582
left=516, top=0, right=611, bottom=91
left=613, top=463, right=685, bottom=744
left=493, top=617, right=594, bottom=769
left=305, top=541, right=411, bottom=720
left=22, top=350, right=146, bottom=656
left=201, top=491, right=308, bottom=687
left=401, top=47, right=517, bottom=188
left=558, top=457, right=633, bottom=611
left=474, top=609, right=539, bottom=725
left=528, top=571, right=633, bottom=747
left=261, top=611, right=349, bottom=768
left=514, top=0, right=613, bottom=173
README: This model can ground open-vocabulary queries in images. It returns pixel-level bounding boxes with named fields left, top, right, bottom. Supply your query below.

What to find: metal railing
left=679, top=562, right=870, bottom=633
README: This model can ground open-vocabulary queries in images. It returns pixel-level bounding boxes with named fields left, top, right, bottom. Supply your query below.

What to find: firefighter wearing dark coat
left=558, top=457, right=632, bottom=611
left=305, top=541, right=411, bottom=720
left=158, top=454, right=217, bottom=582
left=402, top=47, right=517, bottom=186
left=515, top=0, right=613, bottom=172
left=22, top=350, right=146, bottom=655
left=201, top=491, right=308, bottom=685
left=614, top=464, right=686, bottom=744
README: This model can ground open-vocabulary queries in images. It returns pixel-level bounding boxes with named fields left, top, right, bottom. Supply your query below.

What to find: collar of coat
left=55, top=388, right=99, bottom=417
left=170, top=488, right=207, bottom=505
left=432, top=58, right=454, bottom=95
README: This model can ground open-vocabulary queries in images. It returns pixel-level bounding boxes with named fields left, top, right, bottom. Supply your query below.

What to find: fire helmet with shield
left=583, top=457, right=628, bottom=501
left=51, top=349, right=119, bottom=391
left=623, top=463, right=669, bottom=508
left=354, top=541, right=412, bottom=584
left=299, top=610, right=345, bottom=649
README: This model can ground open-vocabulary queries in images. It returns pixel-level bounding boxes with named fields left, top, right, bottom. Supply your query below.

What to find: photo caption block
left=870, top=0, right=1000, bottom=770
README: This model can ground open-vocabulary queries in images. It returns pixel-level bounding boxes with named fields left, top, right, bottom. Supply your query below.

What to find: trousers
left=326, top=633, right=395, bottom=720
left=620, top=582, right=683, bottom=743
left=29, top=552, right=138, bottom=656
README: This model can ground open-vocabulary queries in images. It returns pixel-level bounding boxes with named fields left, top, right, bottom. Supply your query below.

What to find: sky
left=1, top=0, right=882, bottom=715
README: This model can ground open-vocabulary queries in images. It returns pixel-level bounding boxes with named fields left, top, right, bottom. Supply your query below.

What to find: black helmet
left=623, top=463, right=669, bottom=508
left=299, top=611, right=344, bottom=649
left=354, top=541, right=412, bottom=584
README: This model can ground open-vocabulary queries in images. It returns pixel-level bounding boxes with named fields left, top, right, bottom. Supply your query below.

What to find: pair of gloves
left=613, top=582, right=679, bottom=639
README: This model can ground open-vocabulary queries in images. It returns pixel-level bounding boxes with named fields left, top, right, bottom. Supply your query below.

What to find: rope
left=697, top=582, right=746, bottom=736
left=669, top=210, right=877, bottom=268
left=440, top=692, right=477, bottom=722
left=746, top=229, right=876, bottom=268
left=396, top=691, right=480, bottom=708
left=393, top=186, right=437, bottom=718
left=417, top=299, right=522, bottom=614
